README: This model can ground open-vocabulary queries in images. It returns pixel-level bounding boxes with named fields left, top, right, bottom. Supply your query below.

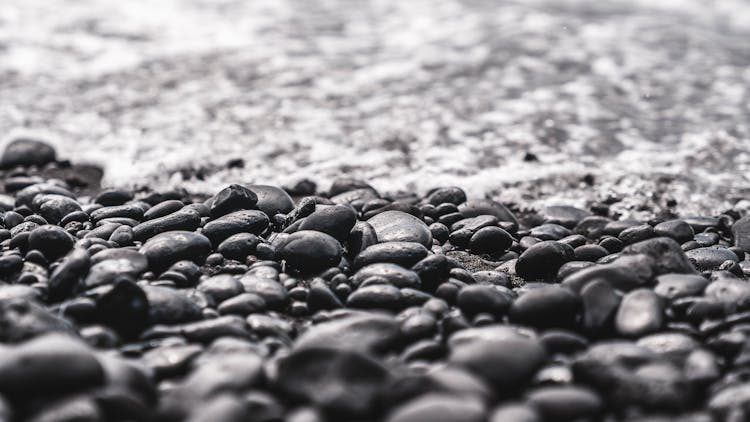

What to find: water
left=2, top=0, right=749, bottom=217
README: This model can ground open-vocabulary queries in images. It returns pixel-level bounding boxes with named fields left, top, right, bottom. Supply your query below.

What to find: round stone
left=386, top=394, right=485, bottom=422
left=509, top=286, right=581, bottom=329
left=367, top=210, right=433, bottom=248
left=615, top=289, right=664, bottom=337
left=0, top=138, right=56, bottom=168
left=427, top=187, right=468, bottom=206
left=27, top=225, right=75, bottom=260
left=516, top=241, right=575, bottom=281
left=278, top=230, right=342, bottom=274
left=525, top=386, right=603, bottom=421
left=654, top=220, right=695, bottom=243
left=248, top=185, right=295, bottom=216
left=217, top=233, right=261, bottom=261
left=139, top=231, right=212, bottom=273
left=274, top=347, right=390, bottom=418
left=298, top=205, right=357, bottom=243
left=469, top=226, right=513, bottom=255
left=351, top=263, right=421, bottom=288
left=457, top=284, right=513, bottom=317
left=449, top=329, right=546, bottom=395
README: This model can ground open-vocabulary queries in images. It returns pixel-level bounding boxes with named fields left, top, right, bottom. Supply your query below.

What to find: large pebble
left=459, top=200, right=518, bottom=232
left=525, top=386, right=603, bottom=421
left=622, top=237, right=695, bottom=275
left=351, top=263, right=421, bottom=288
left=457, top=284, right=513, bottom=317
left=298, top=205, right=357, bottom=243
left=143, top=286, right=203, bottom=324
left=516, top=241, right=575, bottom=281
left=368, top=210, right=433, bottom=248
left=449, top=329, right=546, bottom=395
left=210, top=184, right=258, bottom=218
left=133, top=208, right=201, bottom=241
left=386, top=394, right=485, bottom=422
left=248, top=185, right=295, bottom=216
left=509, top=286, right=581, bottom=329
left=139, top=231, right=212, bottom=272
left=0, top=333, right=103, bottom=396
left=294, top=313, right=400, bottom=354
left=0, top=138, right=56, bottom=168
left=85, top=249, right=148, bottom=288
left=278, top=230, right=342, bottom=274
left=202, top=210, right=269, bottom=245
left=615, top=289, right=664, bottom=337
left=27, top=225, right=74, bottom=260
left=686, top=246, right=739, bottom=271
left=539, top=205, right=592, bottom=229
left=354, top=242, right=429, bottom=269
left=274, top=347, right=390, bottom=418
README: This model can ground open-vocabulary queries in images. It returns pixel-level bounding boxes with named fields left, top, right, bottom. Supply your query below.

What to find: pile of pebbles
left=1, top=138, right=750, bottom=422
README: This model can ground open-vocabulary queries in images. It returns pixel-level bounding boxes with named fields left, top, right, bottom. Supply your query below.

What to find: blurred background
left=1, top=0, right=749, bottom=217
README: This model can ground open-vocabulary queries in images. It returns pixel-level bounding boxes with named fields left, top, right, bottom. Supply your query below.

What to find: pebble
left=216, top=232, right=261, bottom=261
left=468, top=226, right=513, bottom=255
left=278, top=230, right=342, bottom=273
left=615, top=289, right=664, bottom=337
left=274, top=347, right=390, bottom=418
left=525, top=385, right=603, bottom=421
left=516, top=240, right=575, bottom=281
left=654, top=219, right=695, bottom=243
left=37, top=194, right=82, bottom=224
left=132, top=207, right=201, bottom=241
left=197, top=274, right=244, bottom=303
left=351, top=263, right=421, bottom=288
left=622, top=237, right=696, bottom=275
left=347, top=284, right=403, bottom=311
left=654, top=273, right=709, bottom=300
left=143, top=285, right=203, bottom=324
left=0, top=333, right=103, bottom=397
left=457, top=284, right=513, bottom=317
left=0, top=138, right=57, bottom=168
left=354, top=241, right=430, bottom=269
left=27, top=225, right=74, bottom=260
left=540, top=205, right=592, bottom=229
left=139, top=231, right=212, bottom=272
left=368, top=210, right=433, bottom=247
left=294, top=313, right=400, bottom=354
left=235, top=276, right=287, bottom=311
left=209, top=184, right=258, bottom=218
left=580, top=279, right=621, bottom=335
left=248, top=184, right=295, bottom=216
left=201, top=210, right=269, bottom=245
left=449, top=327, right=546, bottom=395
left=509, top=286, right=581, bottom=329
left=427, top=187, right=468, bottom=206
left=386, top=394, right=486, bottom=422
left=529, top=223, right=571, bottom=240
left=686, top=246, right=739, bottom=271
left=217, top=292, right=266, bottom=315
left=85, top=248, right=148, bottom=288
left=297, top=204, right=357, bottom=242
left=459, top=200, right=518, bottom=232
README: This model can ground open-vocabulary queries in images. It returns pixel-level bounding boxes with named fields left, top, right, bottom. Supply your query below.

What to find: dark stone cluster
left=0, top=139, right=749, bottom=421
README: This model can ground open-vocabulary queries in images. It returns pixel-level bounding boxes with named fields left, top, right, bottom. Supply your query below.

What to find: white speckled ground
left=2, top=0, right=749, bottom=217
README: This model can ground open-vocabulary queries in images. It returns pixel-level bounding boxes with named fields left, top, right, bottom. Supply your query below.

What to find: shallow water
left=2, top=0, right=749, bottom=217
